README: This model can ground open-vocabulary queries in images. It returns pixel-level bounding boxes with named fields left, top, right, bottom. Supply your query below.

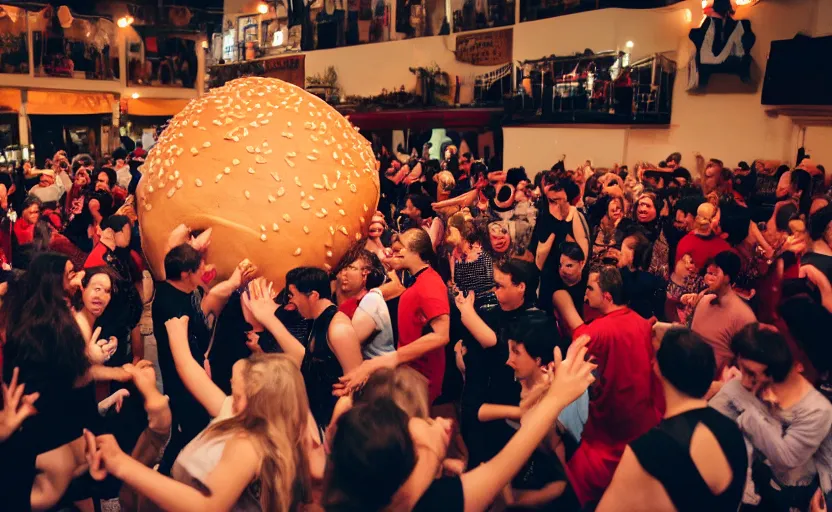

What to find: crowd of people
left=0, top=138, right=831, bottom=512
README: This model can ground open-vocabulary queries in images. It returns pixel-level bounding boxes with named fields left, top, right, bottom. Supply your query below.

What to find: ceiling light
left=131, top=93, right=140, bottom=99
left=257, top=2, right=269, bottom=14
left=625, top=41, right=634, bottom=49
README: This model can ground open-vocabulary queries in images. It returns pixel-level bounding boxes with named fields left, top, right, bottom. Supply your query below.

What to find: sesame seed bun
left=137, top=77, right=380, bottom=288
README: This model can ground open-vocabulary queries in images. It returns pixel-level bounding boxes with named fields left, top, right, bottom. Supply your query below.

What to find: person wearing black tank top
left=243, top=268, right=363, bottom=428
left=598, top=328, right=746, bottom=512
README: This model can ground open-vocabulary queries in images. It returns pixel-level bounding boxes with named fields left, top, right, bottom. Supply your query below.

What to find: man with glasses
left=333, top=249, right=395, bottom=360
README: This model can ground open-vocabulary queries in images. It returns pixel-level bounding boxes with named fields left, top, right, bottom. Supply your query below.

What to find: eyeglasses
left=345, top=264, right=369, bottom=273
left=488, top=223, right=509, bottom=235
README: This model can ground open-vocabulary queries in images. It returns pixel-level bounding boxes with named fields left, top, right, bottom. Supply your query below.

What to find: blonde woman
left=85, top=317, right=324, bottom=512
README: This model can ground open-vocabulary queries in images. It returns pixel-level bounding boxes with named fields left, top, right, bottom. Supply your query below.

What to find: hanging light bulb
left=117, top=16, right=128, bottom=28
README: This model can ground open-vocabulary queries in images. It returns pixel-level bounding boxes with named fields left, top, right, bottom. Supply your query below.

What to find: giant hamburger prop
left=137, top=77, right=380, bottom=287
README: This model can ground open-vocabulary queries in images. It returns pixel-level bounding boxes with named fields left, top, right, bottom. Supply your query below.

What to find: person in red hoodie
left=567, top=266, right=665, bottom=507
left=675, top=202, right=732, bottom=271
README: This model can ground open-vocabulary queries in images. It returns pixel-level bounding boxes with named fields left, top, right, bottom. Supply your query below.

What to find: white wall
left=504, top=0, right=827, bottom=173
left=220, top=0, right=827, bottom=171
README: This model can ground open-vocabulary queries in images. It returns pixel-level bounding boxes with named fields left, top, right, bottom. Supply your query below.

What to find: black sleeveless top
left=301, top=304, right=342, bottom=428
left=630, top=407, right=747, bottom=512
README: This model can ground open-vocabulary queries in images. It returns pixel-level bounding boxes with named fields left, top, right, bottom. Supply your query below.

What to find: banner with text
left=454, top=28, right=513, bottom=66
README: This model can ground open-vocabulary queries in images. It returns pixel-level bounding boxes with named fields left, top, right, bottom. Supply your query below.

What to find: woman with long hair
left=445, top=212, right=497, bottom=310
left=86, top=329, right=322, bottom=512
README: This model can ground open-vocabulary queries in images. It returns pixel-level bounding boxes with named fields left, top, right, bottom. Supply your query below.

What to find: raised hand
left=242, top=278, right=278, bottom=323
left=229, top=259, right=258, bottom=289
left=547, top=335, right=596, bottom=408
left=410, top=417, right=452, bottom=463
left=0, top=367, right=39, bottom=442
left=98, top=388, right=130, bottom=414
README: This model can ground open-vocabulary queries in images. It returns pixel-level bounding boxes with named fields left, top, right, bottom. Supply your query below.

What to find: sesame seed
left=301, top=202, right=310, bottom=209
left=244, top=190, right=251, bottom=199
left=283, top=214, right=291, bottom=222
left=300, top=191, right=306, bottom=198
left=250, top=121, right=259, bottom=128
left=277, top=187, right=285, bottom=196
left=268, top=195, right=276, bottom=202
left=246, top=146, right=255, bottom=153
left=167, top=188, right=176, bottom=198
left=285, top=158, right=295, bottom=168
left=307, top=155, right=318, bottom=161
left=261, top=234, right=268, bottom=241
left=303, top=226, right=310, bottom=234
left=315, top=212, right=325, bottom=218
left=260, top=119, right=270, bottom=125
left=287, top=121, right=292, bottom=127
left=248, top=168, right=256, bottom=174
left=224, top=167, right=231, bottom=174
left=332, top=152, right=338, bottom=160
left=293, top=248, right=302, bottom=256
left=313, top=184, right=324, bottom=190
left=203, top=141, right=211, bottom=148
left=216, top=174, right=223, bottom=183
left=286, top=151, right=297, bottom=157
left=271, top=172, right=280, bottom=182
left=363, top=204, right=369, bottom=212
left=145, top=203, right=152, bottom=211
left=213, top=119, right=222, bottom=126
left=262, top=141, right=269, bottom=147
left=148, top=185, right=154, bottom=193
left=339, top=226, right=349, bottom=236
left=329, top=226, right=335, bottom=235
left=176, top=179, right=184, bottom=189
left=232, top=158, right=241, bottom=166
left=190, top=147, right=198, bottom=155
left=272, top=223, right=279, bottom=232
left=311, top=135, right=319, bottom=142
left=335, top=197, right=343, bottom=205
left=294, top=177, right=302, bottom=187
left=255, top=155, right=267, bottom=164
left=308, top=195, right=315, bottom=201
left=360, top=216, right=365, bottom=223
left=193, top=120, right=199, bottom=127
left=349, top=184, right=357, bottom=193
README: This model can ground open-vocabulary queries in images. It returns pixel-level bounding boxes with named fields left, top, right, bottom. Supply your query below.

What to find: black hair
left=790, top=168, right=813, bottom=218
left=595, top=266, right=625, bottom=305
left=708, top=251, right=742, bottom=284
left=405, top=194, right=434, bottom=220
left=774, top=202, right=800, bottom=233
left=112, top=147, right=128, bottom=161
left=494, top=258, right=540, bottom=305
left=469, top=161, right=488, bottom=181
left=507, top=314, right=560, bottom=366
left=164, top=243, right=203, bottom=282
left=396, top=228, right=437, bottom=267
left=623, top=231, right=652, bottom=271
left=559, top=241, right=586, bottom=263
left=324, top=398, right=415, bottom=512
left=506, top=167, right=528, bottom=187
left=1, top=253, right=90, bottom=390
left=779, top=293, right=832, bottom=375
left=286, top=266, right=332, bottom=300
left=666, top=152, right=682, bottom=164
left=674, top=194, right=705, bottom=218
left=717, top=197, right=751, bottom=245
left=730, top=323, right=793, bottom=383
left=101, top=214, right=131, bottom=233
left=94, top=167, right=118, bottom=188
left=810, top=204, right=832, bottom=241
left=656, top=328, right=716, bottom=398
left=672, top=167, right=693, bottom=183
left=22, top=195, right=42, bottom=212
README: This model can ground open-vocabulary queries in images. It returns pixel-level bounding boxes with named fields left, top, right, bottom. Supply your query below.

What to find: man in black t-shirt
left=455, top=259, right=556, bottom=467
left=152, top=242, right=254, bottom=473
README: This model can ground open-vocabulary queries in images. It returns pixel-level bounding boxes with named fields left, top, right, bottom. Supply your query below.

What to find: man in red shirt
left=339, top=228, right=450, bottom=403
left=567, top=266, right=665, bottom=507
left=675, top=202, right=732, bottom=270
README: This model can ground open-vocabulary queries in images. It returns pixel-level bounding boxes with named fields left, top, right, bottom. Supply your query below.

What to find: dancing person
left=598, top=327, right=747, bottom=511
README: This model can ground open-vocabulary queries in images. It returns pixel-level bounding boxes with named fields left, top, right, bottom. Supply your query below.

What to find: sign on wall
left=454, top=28, right=513, bottom=66
left=207, top=54, right=306, bottom=90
